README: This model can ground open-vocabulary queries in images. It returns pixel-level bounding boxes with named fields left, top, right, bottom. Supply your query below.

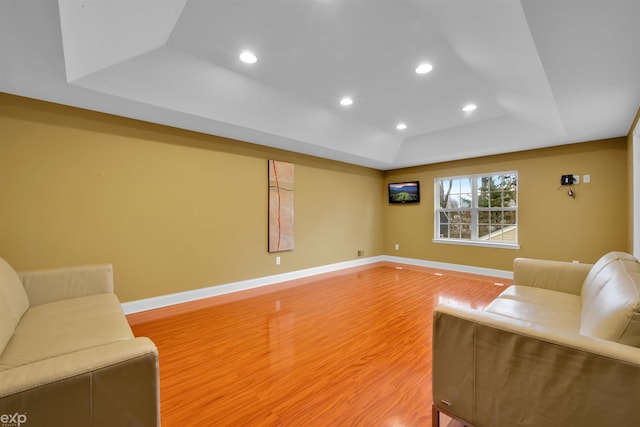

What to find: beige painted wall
left=0, top=94, right=384, bottom=302
left=384, top=138, right=629, bottom=271
left=0, top=93, right=633, bottom=302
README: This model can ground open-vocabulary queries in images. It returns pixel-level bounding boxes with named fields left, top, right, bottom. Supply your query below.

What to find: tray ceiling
left=1, top=0, right=639, bottom=169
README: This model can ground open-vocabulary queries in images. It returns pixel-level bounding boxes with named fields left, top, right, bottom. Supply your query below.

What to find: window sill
left=433, top=238, right=520, bottom=250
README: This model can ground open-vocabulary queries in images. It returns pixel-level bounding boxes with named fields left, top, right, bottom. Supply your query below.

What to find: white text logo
left=0, top=413, right=27, bottom=427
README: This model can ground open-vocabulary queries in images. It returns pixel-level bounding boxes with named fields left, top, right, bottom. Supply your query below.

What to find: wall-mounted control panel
left=561, top=174, right=577, bottom=185
left=561, top=174, right=590, bottom=186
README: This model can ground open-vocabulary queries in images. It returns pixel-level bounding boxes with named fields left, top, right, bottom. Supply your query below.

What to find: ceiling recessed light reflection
left=340, top=97, right=353, bottom=106
left=239, top=50, right=257, bottom=64
left=462, top=104, right=477, bottom=112
left=415, top=63, right=433, bottom=74
left=396, top=123, right=407, bottom=130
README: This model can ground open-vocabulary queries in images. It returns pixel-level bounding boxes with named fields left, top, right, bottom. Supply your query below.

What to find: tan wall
left=384, top=138, right=629, bottom=271
left=0, top=92, right=632, bottom=302
left=0, top=93, right=384, bottom=302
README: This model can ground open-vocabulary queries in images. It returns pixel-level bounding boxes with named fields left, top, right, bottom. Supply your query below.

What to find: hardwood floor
left=127, top=262, right=509, bottom=426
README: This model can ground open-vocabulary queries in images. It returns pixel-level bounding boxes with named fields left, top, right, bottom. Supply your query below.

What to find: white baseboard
left=121, top=255, right=512, bottom=315
left=384, top=255, right=513, bottom=280
left=121, top=256, right=385, bottom=315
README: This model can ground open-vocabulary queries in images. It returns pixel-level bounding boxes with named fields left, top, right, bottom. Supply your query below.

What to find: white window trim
left=434, top=171, right=519, bottom=249
left=433, top=238, right=520, bottom=250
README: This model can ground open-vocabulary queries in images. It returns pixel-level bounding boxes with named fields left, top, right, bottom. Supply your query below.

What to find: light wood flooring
left=127, top=262, right=509, bottom=426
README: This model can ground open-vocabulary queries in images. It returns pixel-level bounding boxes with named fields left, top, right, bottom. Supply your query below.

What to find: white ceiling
left=1, top=0, right=639, bottom=170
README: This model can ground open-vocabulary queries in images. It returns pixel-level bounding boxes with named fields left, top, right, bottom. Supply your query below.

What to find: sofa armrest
left=18, top=264, right=114, bottom=305
left=433, top=305, right=640, bottom=427
left=0, top=337, right=159, bottom=426
left=512, top=258, right=592, bottom=295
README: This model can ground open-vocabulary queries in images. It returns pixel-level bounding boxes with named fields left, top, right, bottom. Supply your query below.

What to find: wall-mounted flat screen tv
left=388, top=181, right=420, bottom=204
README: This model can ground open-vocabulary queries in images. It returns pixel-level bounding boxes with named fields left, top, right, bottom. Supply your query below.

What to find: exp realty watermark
left=0, top=413, right=27, bottom=427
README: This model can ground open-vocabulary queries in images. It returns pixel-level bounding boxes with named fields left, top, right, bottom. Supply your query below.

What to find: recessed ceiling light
left=239, top=50, right=257, bottom=64
left=396, top=123, right=407, bottom=130
left=415, top=63, right=433, bottom=74
left=462, top=104, right=477, bottom=112
left=340, top=97, right=353, bottom=106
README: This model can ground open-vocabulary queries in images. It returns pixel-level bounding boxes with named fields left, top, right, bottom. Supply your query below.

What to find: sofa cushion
left=0, top=298, right=15, bottom=356
left=0, top=293, right=133, bottom=371
left=498, top=285, right=582, bottom=312
left=484, top=287, right=582, bottom=334
left=0, top=257, right=30, bottom=354
left=581, top=251, right=638, bottom=305
left=579, top=256, right=640, bottom=346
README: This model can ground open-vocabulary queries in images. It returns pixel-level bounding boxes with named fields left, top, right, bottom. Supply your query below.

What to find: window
left=434, top=171, right=518, bottom=248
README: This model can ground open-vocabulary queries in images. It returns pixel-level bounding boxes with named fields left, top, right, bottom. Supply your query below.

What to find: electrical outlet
left=583, top=174, right=590, bottom=183
left=395, top=244, right=399, bottom=251
left=572, top=174, right=579, bottom=184
left=276, top=256, right=281, bottom=265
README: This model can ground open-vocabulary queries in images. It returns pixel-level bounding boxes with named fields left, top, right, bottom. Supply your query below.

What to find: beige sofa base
left=432, top=253, right=640, bottom=427
left=432, top=306, right=640, bottom=427
left=0, top=346, right=157, bottom=427
left=0, top=261, right=159, bottom=427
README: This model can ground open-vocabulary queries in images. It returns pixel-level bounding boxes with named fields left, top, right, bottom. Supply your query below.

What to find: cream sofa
left=432, top=251, right=640, bottom=427
left=0, top=257, right=159, bottom=427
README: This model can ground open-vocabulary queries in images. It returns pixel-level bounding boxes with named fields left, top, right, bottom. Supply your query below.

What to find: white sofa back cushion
left=580, top=252, right=640, bottom=346
left=0, top=258, right=30, bottom=353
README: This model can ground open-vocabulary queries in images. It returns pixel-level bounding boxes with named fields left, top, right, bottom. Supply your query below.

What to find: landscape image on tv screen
left=389, top=181, right=420, bottom=203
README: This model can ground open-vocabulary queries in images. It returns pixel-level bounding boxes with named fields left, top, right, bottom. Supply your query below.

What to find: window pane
left=447, top=210, right=472, bottom=225
left=479, top=224, right=490, bottom=239
left=460, top=178, right=472, bottom=194
left=478, top=177, right=490, bottom=192
left=490, top=226, right=518, bottom=242
left=489, top=191, right=502, bottom=208
left=477, top=177, right=489, bottom=207
left=489, top=229, right=504, bottom=241
left=461, top=193, right=472, bottom=208
left=451, top=179, right=461, bottom=194
left=439, top=224, right=448, bottom=238
left=438, top=180, right=451, bottom=208
left=448, top=194, right=461, bottom=208
left=504, top=211, right=517, bottom=225
left=502, top=227, right=517, bottom=241
left=440, top=211, right=450, bottom=224
left=461, top=224, right=471, bottom=239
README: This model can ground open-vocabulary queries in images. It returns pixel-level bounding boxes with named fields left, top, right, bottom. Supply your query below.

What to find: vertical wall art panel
left=268, top=160, right=294, bottom=252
